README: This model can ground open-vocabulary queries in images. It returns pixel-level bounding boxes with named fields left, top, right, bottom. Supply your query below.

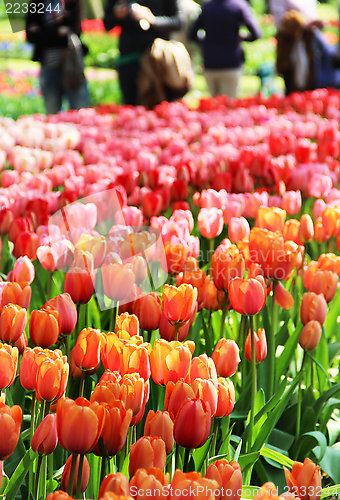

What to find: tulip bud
left=0, top=303, right=27, bottom=344
left=299, top=321, right=322, bottom=351
left=61, top=454, right=90, bottom=496
left=129, top=436, right=166, bottom=478
left=0, top=343, right=18, bottom=390
left=298, top=214, right=314, bottom=243
left=31, top=414, right=58, bottom=455
left=129, top=468, right=170, bottom=499
left=1, top=282, right=31, bottom=310
left=300, top=292, right=327, bottom=326
left=245, top=328, right=267, bottom=363
left=116, top=313, right=139, bottom=337
left=212, top=339, right=240, bottom=378
left=215, top=378, right=235, bottom=418
left=64, top=267, right=95, bottom=304
left=45, top=492, right=73, bottom=500
left=174, top=398, right=211, bottom=449
left=206, top=459, right=242, bottom=500
left=228, top=217, right=250, bottom=243
left=284, top=458, right=321, bottom=500
left=162, top=284, right=197, bottom=326
left=144, top=410, right=174, bottom=455
left=229, top=276, right=267, bottom=315
left=44, top=293, right=77, bottom=335
left=198, top=208, right=224, bottom=239
left=102, top=263, right=135, bottom=302
left=0, top=402, right=22, bottom=459
left=11, top=256, right=35, bottom=284
left=132, top=293, right=162, bottom=332
left=98, top=472, right=129, bottom=498
left=170, top=470, right=218, bottom=499
left=29, top=307, right=61, bottom=348
left=72, top=328, right=104, bottom=371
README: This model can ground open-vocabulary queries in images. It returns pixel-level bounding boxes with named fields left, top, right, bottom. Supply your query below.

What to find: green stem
left=174, top=443, right=181, bottom=471
left=296, top=352, right=307, bottom=438
left=29, top=394, right=37, bottom=499
left=183, top=448, right=191, bottom=472
left=35, top=455, right=43, bottom=500
left=174, top=323, right=179, bottom=342
left=220, top=294, right=228, bottom=339
left=247, top=315, right=257, bottom=454
left=67, top=453, right=79, bottom=497
left=47, top=271, right=53, bottom=300
left=76, top=453, right=85, bottom=499
left=47, top=453, right=54, bottom=495
left=79, top=372, right=86, bottom=398
left=209, top=418, right=218, bottom=462
left=100, top=456, right=107, bottom=484
left=269, top=281, right=278, bottom=397
left=208, top=237, right=214, bottom=264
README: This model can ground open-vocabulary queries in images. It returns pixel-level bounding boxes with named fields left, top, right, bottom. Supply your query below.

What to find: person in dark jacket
left=103, top=0, right=183, bottom=105
left=26, top=0, right=89, bottom=114
left=189, top=0, right=261, bottom=98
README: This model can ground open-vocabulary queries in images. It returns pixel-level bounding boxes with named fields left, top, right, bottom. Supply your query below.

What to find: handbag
left=62, top=33, right=85, bottom=91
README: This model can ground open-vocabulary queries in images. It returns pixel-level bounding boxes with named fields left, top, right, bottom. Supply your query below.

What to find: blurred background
left=0, top=0, right=339, bottom=118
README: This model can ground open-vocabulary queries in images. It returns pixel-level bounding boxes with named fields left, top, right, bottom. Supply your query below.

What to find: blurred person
left=276, top=9, right=337, bottom=95
left=270, top=0, right=318, bottom=28
left=172, top=0, right=201, bottom=56
left=189, top=0, right=261, bottom=98
left=26, top=0, right=89, bottom=114
left=103, top=0, right=183, bottom=105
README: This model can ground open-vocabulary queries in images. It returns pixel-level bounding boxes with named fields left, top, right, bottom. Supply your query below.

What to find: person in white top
left=270, top=0, right=317, bottom=28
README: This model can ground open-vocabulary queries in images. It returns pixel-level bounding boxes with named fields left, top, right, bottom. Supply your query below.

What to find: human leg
left=66, top=79, right=90, bottom=110
left=40, top=66, right=63, bottom=114
left=218, top=68, right=243, bottom=99
left=204, top=70, right=219, bottom=97
left=117, top=61, right=141, bottom=105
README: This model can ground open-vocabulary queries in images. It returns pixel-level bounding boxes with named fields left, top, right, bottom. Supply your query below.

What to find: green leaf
left=4, top=448, right=35, bottom=500
left=121, top=453, right=130, bottom=478
left=193, top=435, right=212, bottom=472
left=328, top=342, right=340, bottom=364
left=234, top=440, right=242, bottom=462
left=260, top=445, right=294, bottom=468
left=238, top=452, right=260, bottom=470
left=320, top=447, right=340, bottom=484
left=296, top=431, right=327, bottom=463
left=276, top=322, right=301, bottom=384
left=321, top=484, right=340, bottom=498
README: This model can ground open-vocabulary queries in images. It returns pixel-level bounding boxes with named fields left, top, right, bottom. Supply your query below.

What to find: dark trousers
left=117, top=60, right=141, bottom=106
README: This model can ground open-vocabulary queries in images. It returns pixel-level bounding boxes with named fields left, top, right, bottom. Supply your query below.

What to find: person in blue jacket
left=189, top=0, right=261, bottom=98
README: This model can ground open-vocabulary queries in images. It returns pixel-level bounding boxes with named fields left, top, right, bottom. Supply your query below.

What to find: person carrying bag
left=26, top=0, right=89, bottom=114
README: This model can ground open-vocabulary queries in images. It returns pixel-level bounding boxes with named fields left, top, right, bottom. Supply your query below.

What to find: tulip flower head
left=162, top=284, right=197, bottom=327
left=284, top=458, right=321, bottom=500
left=0, top=402, right=22, bottom=460
left=129, top=436, right=166, bottom=478
left=31, top=414, right=58, bottom=455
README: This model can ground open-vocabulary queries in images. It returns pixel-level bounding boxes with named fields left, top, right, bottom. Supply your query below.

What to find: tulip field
left=1, top=88, right=340, bottom=500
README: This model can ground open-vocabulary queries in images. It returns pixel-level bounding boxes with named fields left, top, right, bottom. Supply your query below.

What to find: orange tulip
left=0, top=402, right=22, bottom=459
left=205, top=459, right=242, bottom=500
left=284, top=458, right=321, bottom=500
left=15, top=330, right=28, bottom=353
left=174, top=398, right=211, bottom=449
left=321, top=206, right=340, bottom=237
left=75, top=233, right=107, bottom=268
left=132, top=293, right=162, bottom=332
left=1, top=281, right=31, bottom=310
left=281, top=191, right=301, bottom=216
left=245, top=328, right=267, bottom=362
left=256, top=207, right=286, bottom=233
left=299, top=214, right=314, bottom=243
left=164, top=241, right=189, bottom=275
left=101, top=333, right=124, bottom=373
left=19, top=346, right=45, bottom=391
left=170, top=470, right=219, bottom=500
left=102, top=263, right=135, bottom=302
left=275, top=282, right=294, bottom=310
left=304, top=269, right=338, bottom=303
left=299, top=321, right=322, bottom=351
left=93, top=401, right=132, bottom=457
left=0, top=303, right=27, bottom=344
left=300, top=292, right=327, bottom=326
left=317, top=253, right=340, bottom=276
left=211, top=244, right=245, bottom=291
left=11, top=256, right=35, bottom=284
left=253, top=482, right=295, bottom=500
left=176, top=268, right=208, bottom=307
left=191, top=378, right=218, bottom=416
left=228, top=217, right=250, bottom=243
left=198, top=208, right=224, bottom=239
left=64, top=267, right=95, bottom=304
left=283, top=219, right=301, bottom=245
left=56, top=397, right=104, bottom=454
left=31, top=414, right=58, bottom=455
left=116, top=313, right=139, bottom=336
left=45, top=492, right=73, bottom=500
left=313, top=217, right=329, bottom=243
left=120, top=373, right=146, bottom=416
left=98, top=472, right=129, bottom=498
left=44, top=293, right=77, bottom=335
left=150, top=339, right=193, bottom=385
left=0, top=343, right=18, bottom=390
left=162, top=284, right=197, bottom=326
left=187, top=354, right=218, bottom=386
left=129, top=436, right=166, bottom=478
left=215, top=378, right=235, bottom=418
left=35, top=352, right=69, bottom=402
left=61, top=454, right=90, bottom=496
left=100, top=493, right=134, bottom=500
left=72, top=328, right=105, bottom=371
left=202, top=279, right=220, bottom=311
left=229, top=276, right=267, bottom=315
left=144, top=410, right=174, bottom=455
left=249, top=228, right=294, bottom=280
left=212, top=339, right=240, bottom=378
left=29, top=307, right=61, bottom=348
left=158, top=312, right=190, bottom=342
left=130, top=468, right=170, bottom=500
left=120, top=342, right=150, bottom=381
